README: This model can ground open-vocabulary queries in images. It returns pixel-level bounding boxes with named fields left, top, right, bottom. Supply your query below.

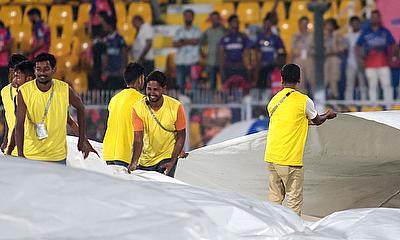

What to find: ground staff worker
left=265, top=64, right=336, bottom=215
left=128, top=71, right=187, bottom=177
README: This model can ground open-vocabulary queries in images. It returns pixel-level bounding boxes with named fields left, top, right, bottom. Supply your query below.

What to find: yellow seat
left=324, top=1, right=338, bottom=19
left=117, top=21, right=136, bottom=46
left=154, top=55, right=167, bottom=72
left=37, top=0, right=53, bottom=4
left=0, top=0, right=10, bottom=4
left=361, top=106, right=384, bottom=112
left=48, top=4, right=73, bottom=27
left=115, top=2, right=127, bottom=25
left=50, top=24, right=73, bottom=43
left=73, top=3, right=91, bottom=37
left=289, top=1, right=313, bottom=20
left=13, top=0, right=37, bottom=4
left=153, top=36, right=173, bottom=49
left=50, top=37, right=72, bottom=80
left=237, top=2, right=260, bottom=25
left=193, top=13, right=209, bottom=31
left=337, top=0, right=362, bottom=27
left=10, top=23, right=32, bottom=53
left=192, top=0, right=222, bottom=3
left=261, top=0, right=286, bottom=22
left=0, top=5, right=22, bottom=26
left=279, top=19, right=295, bottom=53
left=165, top=13, right=183, bottom=25
left=65, top=70, right=88, bottom=94
left=214, top=3, right=234, bottom=23
left=23, top=5, right=48, bottom=25
left=127, top=2, right=152, bottom=23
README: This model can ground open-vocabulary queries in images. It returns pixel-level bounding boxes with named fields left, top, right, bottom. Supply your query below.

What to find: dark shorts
left=106, top=160, right=129, bottom=168
left=138, top=158, right=177, bottom=178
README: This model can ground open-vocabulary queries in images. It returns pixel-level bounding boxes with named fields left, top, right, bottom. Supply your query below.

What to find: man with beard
left=128, top=71, right=187, bottom=177
left=26, top=8, right=50, bottom=60
left=15, top=53, right=90, bottom=163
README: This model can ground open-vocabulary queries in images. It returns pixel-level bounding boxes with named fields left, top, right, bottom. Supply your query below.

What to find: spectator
left=356, top=10, right=398, bottom=102
left=291, top=16, right=315, bottom=95
left=201, top=11, right=226, bottom=90
left=323, top=18, right=345, bottom=99
left=389, top=40, right=400, bottom=99
left=99, top=13, right=127, bottom=90
left=131, top=15, right=154, bottom=76
left=219, top=15, right=251, bottom=84
left=345, top=16, right=367, bottom=101
left=90, top=0, right=116, bottom=38
left=173, top=9, right=201, bottom=93
left=0, top=21, right=12, bottom=88
left=26, top=8, right=50, bottom=60
left=255, top=16, right=286, bottom=89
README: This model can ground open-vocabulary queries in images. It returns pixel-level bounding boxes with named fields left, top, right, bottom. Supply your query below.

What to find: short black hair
left=228, top=14, right=238, bottom=23
left=34, top=53, right=57, bottom=69
left=132, top=15, right=144, bottom=23
left=146, top=70, right=167, bottom=88
left=27, top=8, right=41, bottom=18
left=183, top=9, right=194, bottom=16
left=99, top=11, right=116, bottom=29
left=281, top=64, right=300, bottom=83
left=14, top=60, right=35, bottom=79
left=8, top=54, right=27, bottom=69
left=124, top=62, right=144, bottom=85
left=324, top=18, right=339, bottom=30
left=349, top=16, right=361, bottom=24
left=210, top=11, right=220, bottom=17
left=0, top=20, right=5, bottom=28
left=371, top=9, right=381, bottom=16
left=298, top=16, right=309, bottom=23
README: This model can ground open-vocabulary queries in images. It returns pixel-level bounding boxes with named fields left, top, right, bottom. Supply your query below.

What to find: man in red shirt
left=25, top=8, right=51, bottom=60
left=0, top=21, right=12, bottom=88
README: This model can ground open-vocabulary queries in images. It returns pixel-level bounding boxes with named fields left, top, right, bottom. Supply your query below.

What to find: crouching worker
left=128, top=71, right=187, bottom=177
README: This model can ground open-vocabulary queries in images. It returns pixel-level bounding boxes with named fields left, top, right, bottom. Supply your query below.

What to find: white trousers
left=345, top=65, right=367, bottom=100
left=365, top=67, right=393, bottom=102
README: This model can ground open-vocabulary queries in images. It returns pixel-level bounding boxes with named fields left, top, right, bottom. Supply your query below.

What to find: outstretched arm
left=15, top=91, right=26, bottom=157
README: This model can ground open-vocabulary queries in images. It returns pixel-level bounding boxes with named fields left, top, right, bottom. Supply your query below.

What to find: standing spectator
left=291, top=16, right=315, bottom=95
left=255, top=16, right=286, bottom=89
left=265, top=64, right=336, bottom=215
left=388, top=40, right=400, bottom=99
left=90, top=0, right=116, bottom=38
left=356, top=10, right=398, bottom=102
left=345, top=16, right=367, bottom=101
left=201, top=11, right=226, bottom=90
left=219, top=15, right=251, bottom=83
left=100, top=13, right=127, bottom=90
left=173, top=9, right=201, bottom=93
left=0, top=21, right=12, bottom=88
left=323, top=18, right=345, bottom=99
left=26, top=8, right=51, bottom=60
left=128, top=71, right=187, bottom=177
left=131, top=15, right=154, bottom=76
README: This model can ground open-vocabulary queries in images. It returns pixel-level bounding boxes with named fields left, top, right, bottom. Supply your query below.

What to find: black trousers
left=138, top=158, right=177, bottom=178
left=106, top=160, right=129, bottom=168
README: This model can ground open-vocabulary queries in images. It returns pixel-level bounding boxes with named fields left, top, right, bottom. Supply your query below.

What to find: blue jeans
left=176, top=65, right=192, bottom=93
left=391, top=67, right=400, bottom=99
left=206, top=65, right=219, bottom=89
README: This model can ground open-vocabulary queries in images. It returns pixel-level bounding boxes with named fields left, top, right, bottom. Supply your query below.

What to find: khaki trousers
left=267, top=163, right=304, bottom=215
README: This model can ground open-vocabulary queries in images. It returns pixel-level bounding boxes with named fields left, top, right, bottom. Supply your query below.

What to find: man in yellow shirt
left=1, top=54, right=28, bottom=153
left=103, top=62, right=145, bottom=167
left=128, top=71, right=187, bottom=177
left=15, top=53, right=90, bottom=163
left=265, top=64, right=336, bottom=215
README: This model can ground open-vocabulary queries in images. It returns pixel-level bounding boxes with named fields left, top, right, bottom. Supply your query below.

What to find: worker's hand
left=162, top=161, right=176, bottom=176
left=179, top=151, right=189, bottom=159
left=127, top=162, right=137, bottom=174
left=1, top=140, right=7, bottom=153
left=82, top=140, right=99, bottom=159
left=6, top=144, right=15, bottom=155
left=326, top=109, right=337, bottom=119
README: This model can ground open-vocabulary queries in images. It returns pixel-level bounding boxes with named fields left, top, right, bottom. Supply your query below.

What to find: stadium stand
left=0, top=5, right=22, bottom=26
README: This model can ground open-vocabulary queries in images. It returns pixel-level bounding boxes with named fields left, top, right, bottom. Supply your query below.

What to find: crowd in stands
left=0, top=0, right=399, bottom=103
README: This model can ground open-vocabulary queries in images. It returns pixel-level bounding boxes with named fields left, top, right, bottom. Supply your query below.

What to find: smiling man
left=128, top=71, right=187, bottom=177
left=15, top=53, right=89, bottom=163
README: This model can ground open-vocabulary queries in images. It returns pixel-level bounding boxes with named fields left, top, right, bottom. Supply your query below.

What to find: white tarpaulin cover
left=0, top=111, right=399, bottom=239
left=176, top=111, right=400, bottom=217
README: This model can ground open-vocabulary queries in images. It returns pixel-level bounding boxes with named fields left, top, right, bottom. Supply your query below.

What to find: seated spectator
left=99, top=13, right=127, bottom=90
left=201, top=11, right=226, bottom=90
left=291, top=16, right=315, bottom=95
left=26, top=8, right=50, bottom=60
left=131, top=15, right=154, bottom=76
left=356, top=10, right=398, bottom=102
left=173, top=9, right=201, bottom=93
left=219, top=15, right=251, bottom=84
left=255, top=16, right=286, bottom=89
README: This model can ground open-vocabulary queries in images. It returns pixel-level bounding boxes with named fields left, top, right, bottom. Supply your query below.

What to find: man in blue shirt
left=255, top=16, right=286, bottom=89
left=219, top=15, right=251, bottom=83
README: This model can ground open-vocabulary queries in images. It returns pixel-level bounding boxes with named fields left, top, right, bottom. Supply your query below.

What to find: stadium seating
left=0, top=0, right=10, bottom=4
left=23, top=5, right=48, bottom=25
left=0, top=5, right=22, bottom=26
left=117, top=21, right=136, bottom=46
left=213, top=3, right=234, bottom=23
left=65, top=70, right=88, bottom=94
left=13, top=0, right=36, bottom=4
left=127, top=2, right=152, bottom=23
left=261, top=0, right=286, bottom=22
left=48, top=4, right=73, bottom=27
left=37, top=0, right=53, bottom=4
left=237, top=2, right=260, bottom=25
left=115, top=1, right=127, bottom=25
left=337, top=0, right=362, bottom=28
left=9, top=23, right=32, bottom=53
left=155, top=54, right=168, bottom=72
left=153, top=36, right=173, bottom=49
left=289, top=1, right=313, bottom=20
left=74, top=3, right=91, bottom=37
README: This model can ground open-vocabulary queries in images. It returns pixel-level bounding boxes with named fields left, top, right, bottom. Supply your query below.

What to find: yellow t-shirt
left=103, top=88, right=144, bottom=164
left=19, top=79, right=69, bottom=161
left=0, top=84, right=18, bottom=156
left=265, top=88, right=309, bottom=166
left=132, top=95, right=186, bottom=167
